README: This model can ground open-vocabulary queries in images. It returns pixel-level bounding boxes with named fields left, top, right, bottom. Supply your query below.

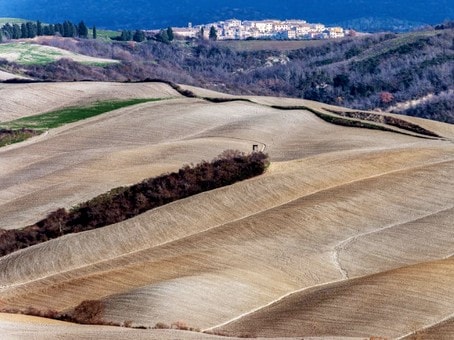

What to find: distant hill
left=10, top=28, right=452, bottom=123
left=1, top=0, right=453, bottom=31
left=0, top=18, right=27, bottom=25
left=0, top=41, right=118, bottom=66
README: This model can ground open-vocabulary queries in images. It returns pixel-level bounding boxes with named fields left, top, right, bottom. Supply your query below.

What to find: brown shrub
left=171, top=320, right=189, bottom=330
left=123, top=320, right=133, bottom=328
left=379, top=91, right=394, bottom=104
left=153, top=322, right=171, bottom=329
left=70, top=300, right=104, bottom=324
left=1, top=306, right=62, bottom=321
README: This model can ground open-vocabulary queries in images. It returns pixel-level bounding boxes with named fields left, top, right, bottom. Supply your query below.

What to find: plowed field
left=1, top=82, right=453, bottom=339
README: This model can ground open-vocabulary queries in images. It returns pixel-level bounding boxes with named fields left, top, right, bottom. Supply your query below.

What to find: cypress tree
left=43, top=25, right=50, bottom=36
left=71, top=22, right=77, bottom=37
left=21, top=23, right=27, bottom=38
left=3, top=23, right=12, bottom=39
left=120, top=30, right=132, bottom=41
left=133, top=29, right=145, bottom=42
left=54, top=23, right=63, bottom=36
left=78, top=21, right=88, bottom=38
left=156, top=29, right=169, bottom=43
left=92, top=25, right=97, bottom=39
left=63, top=20, right=76, bottom=37
left=167, top=27, right=174, bottom=41
left=12, top=24, right=21, bottom=39
left=62, top=21, right=70, bottom=37
left=209, top=25, right=217, bottom=41
left=26, top=22, right=37, bottom=38
left=37, top=20, right=43, bottom=36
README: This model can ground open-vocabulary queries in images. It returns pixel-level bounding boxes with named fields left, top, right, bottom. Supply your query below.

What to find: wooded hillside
left=4, top=27, right=452, bottom=123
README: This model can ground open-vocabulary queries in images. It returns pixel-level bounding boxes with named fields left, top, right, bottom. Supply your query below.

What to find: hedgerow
left=0, top=150, right=269, bottom=257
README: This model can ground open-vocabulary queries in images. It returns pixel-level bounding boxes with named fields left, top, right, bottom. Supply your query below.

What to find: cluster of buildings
left=171, top=19, right=346, bottom=40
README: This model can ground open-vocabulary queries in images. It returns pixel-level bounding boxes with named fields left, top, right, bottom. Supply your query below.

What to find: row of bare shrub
left=0, top=151, right=269, bottom=257
left=2, top=300, right=201, bottom=331
left=1, top=300, right=108, bottom=325
left=0, top=301, right=389, bottom=337
left=325, top=109, right=440, bottom=137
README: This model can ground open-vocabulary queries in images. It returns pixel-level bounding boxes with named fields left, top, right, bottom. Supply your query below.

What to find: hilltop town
left=169, top=19, right=347, bottom=40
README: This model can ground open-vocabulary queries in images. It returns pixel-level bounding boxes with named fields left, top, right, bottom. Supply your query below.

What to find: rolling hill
left=0, top=81, right=453, bottom=339
left=0, top=41, right=118, bottom=66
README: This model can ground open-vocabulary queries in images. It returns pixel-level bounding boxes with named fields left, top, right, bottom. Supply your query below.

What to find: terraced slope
left=0, top=82, right=453, bottom=338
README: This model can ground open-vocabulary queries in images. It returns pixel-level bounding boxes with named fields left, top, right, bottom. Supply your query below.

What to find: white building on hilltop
left=171, top=19, right=345, bottom=41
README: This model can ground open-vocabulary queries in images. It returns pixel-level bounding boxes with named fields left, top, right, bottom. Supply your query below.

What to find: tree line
left=0, top=151, right=269, bottom=257
left=111, top=29, right=146, bottom=42
left=0, top=20, right=94, bottom=40
left=110, top=25, right=219, bottom=43
left=111, top=27, right=176, bottom=43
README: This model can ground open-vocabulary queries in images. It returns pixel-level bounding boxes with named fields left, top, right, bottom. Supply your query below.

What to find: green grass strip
left=1, top=98, right=162, bottom=131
